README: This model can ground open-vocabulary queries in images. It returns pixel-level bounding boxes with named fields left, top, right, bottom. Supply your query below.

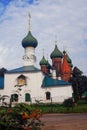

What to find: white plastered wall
left=2, top=71, right=73, bottom=104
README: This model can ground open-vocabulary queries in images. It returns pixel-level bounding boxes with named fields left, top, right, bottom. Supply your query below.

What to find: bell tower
left=22, top=13, right=38, bottom=66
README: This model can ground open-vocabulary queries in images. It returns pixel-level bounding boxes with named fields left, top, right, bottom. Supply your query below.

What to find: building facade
left=0, top=15, right=73, bottom=105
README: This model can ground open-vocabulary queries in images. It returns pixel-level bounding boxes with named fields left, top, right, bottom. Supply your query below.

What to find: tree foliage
left=72, top=66, right=83, bottom=77
left=69, top=66, right=87, bottom=103
left=63, top=98, right=74, bottom=111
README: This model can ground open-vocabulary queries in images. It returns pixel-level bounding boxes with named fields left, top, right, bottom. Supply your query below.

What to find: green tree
left=69, top=66, right=87, bottom=103
left=63, top=98, right=74, bottom=111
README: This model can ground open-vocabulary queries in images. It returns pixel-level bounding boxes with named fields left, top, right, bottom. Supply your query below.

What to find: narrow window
left=46, top=92, right=51, bottom=100
left=10, top=94, right=18, bottom=102
left=25, top=93, right=31, bottom=102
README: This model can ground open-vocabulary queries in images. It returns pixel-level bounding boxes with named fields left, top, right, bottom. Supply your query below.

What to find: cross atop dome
left=54, top=35, right=57, bottom=45
left=22, top=13, right=38, bottom=48
left=28, top=12, right=31, bottom=31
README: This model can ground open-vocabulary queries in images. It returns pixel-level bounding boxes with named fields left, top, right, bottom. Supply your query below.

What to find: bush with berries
left=0, top=103, right=44, bottom=130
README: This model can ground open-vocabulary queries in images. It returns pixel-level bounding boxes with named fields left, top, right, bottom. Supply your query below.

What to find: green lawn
left=30, top=99, right=87, bottom=113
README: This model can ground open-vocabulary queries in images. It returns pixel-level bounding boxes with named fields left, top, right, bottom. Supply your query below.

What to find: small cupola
left=50, top=44, right=63, bottom=59
left=39, top=56, right=47, bottom=66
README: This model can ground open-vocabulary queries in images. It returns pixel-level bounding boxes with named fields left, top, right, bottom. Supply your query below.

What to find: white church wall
left=4, top=71, right=45, bottom=103
left=51, top=86, right=73, bottom=103
left=2, top=71, right=73, bottom=104
left=0, top=89, right=4, bottom=95
left=41, top=85, right=73, bottom=103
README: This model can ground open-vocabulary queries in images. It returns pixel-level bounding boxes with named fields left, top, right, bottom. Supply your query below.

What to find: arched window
left=46, top=92, right=51, bottom=100
left=17, top=75, right=27, bottom=86
left=25, top=93, right=31, bottom=102
left=10, top=94, right=18, bottom=102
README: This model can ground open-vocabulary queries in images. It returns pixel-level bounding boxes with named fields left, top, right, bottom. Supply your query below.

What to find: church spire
left=55, top=35, right=57, bottom=45
left=28, top=12, right=31, bottom=31
left=43, top=48, right=44, bottom=56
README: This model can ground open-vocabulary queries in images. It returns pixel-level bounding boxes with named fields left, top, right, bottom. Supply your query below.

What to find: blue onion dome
left=50, top=44, right=63, bottom=59
left=22, top=31, right=38, bottom=48
left=39, top=56, right=47, bottom=66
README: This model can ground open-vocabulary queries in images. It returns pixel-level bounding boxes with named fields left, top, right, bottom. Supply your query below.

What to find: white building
left=0, top=15, right=73, bottom=105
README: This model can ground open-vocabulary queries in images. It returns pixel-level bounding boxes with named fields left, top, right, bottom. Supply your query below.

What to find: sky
left=0, top=0, right=87, bottom=75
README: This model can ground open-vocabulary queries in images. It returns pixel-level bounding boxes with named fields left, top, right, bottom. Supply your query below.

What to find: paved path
left=41, top=113, right=87, bottom=130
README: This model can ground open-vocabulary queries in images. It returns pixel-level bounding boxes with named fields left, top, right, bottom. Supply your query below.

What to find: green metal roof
left=66, top=53, right=71, bottom=63
left=22, top=31, right=38, bottom=48
left=50, top=44, right=63, bottom=59
left=42, top=75, right=71, bottom=88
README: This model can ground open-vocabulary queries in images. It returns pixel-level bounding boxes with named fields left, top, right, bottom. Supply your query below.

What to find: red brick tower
left=61, top=51, right=72, bottom=81
left=39, top=56, right=48, bottom=74
left=50, top=44, right=63, bottom=77
left=66, top=52, right=73, bottom=75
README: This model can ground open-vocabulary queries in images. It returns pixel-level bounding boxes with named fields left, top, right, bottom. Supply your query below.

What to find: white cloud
left=0, top=0, right=87, bottom=74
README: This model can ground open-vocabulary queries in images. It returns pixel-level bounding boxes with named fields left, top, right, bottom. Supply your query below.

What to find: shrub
left=63, top=98, right=74, bottom=111
left=0, top=103, right=44, bottom=130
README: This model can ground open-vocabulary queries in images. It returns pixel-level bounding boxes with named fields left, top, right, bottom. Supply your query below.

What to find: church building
left=0, top=14, right=73, bottom=105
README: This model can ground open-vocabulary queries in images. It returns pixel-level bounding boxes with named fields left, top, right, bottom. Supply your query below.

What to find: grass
left=0, top=99, right=87, bottom=114
left=30, top=99, right=87, bottom=113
